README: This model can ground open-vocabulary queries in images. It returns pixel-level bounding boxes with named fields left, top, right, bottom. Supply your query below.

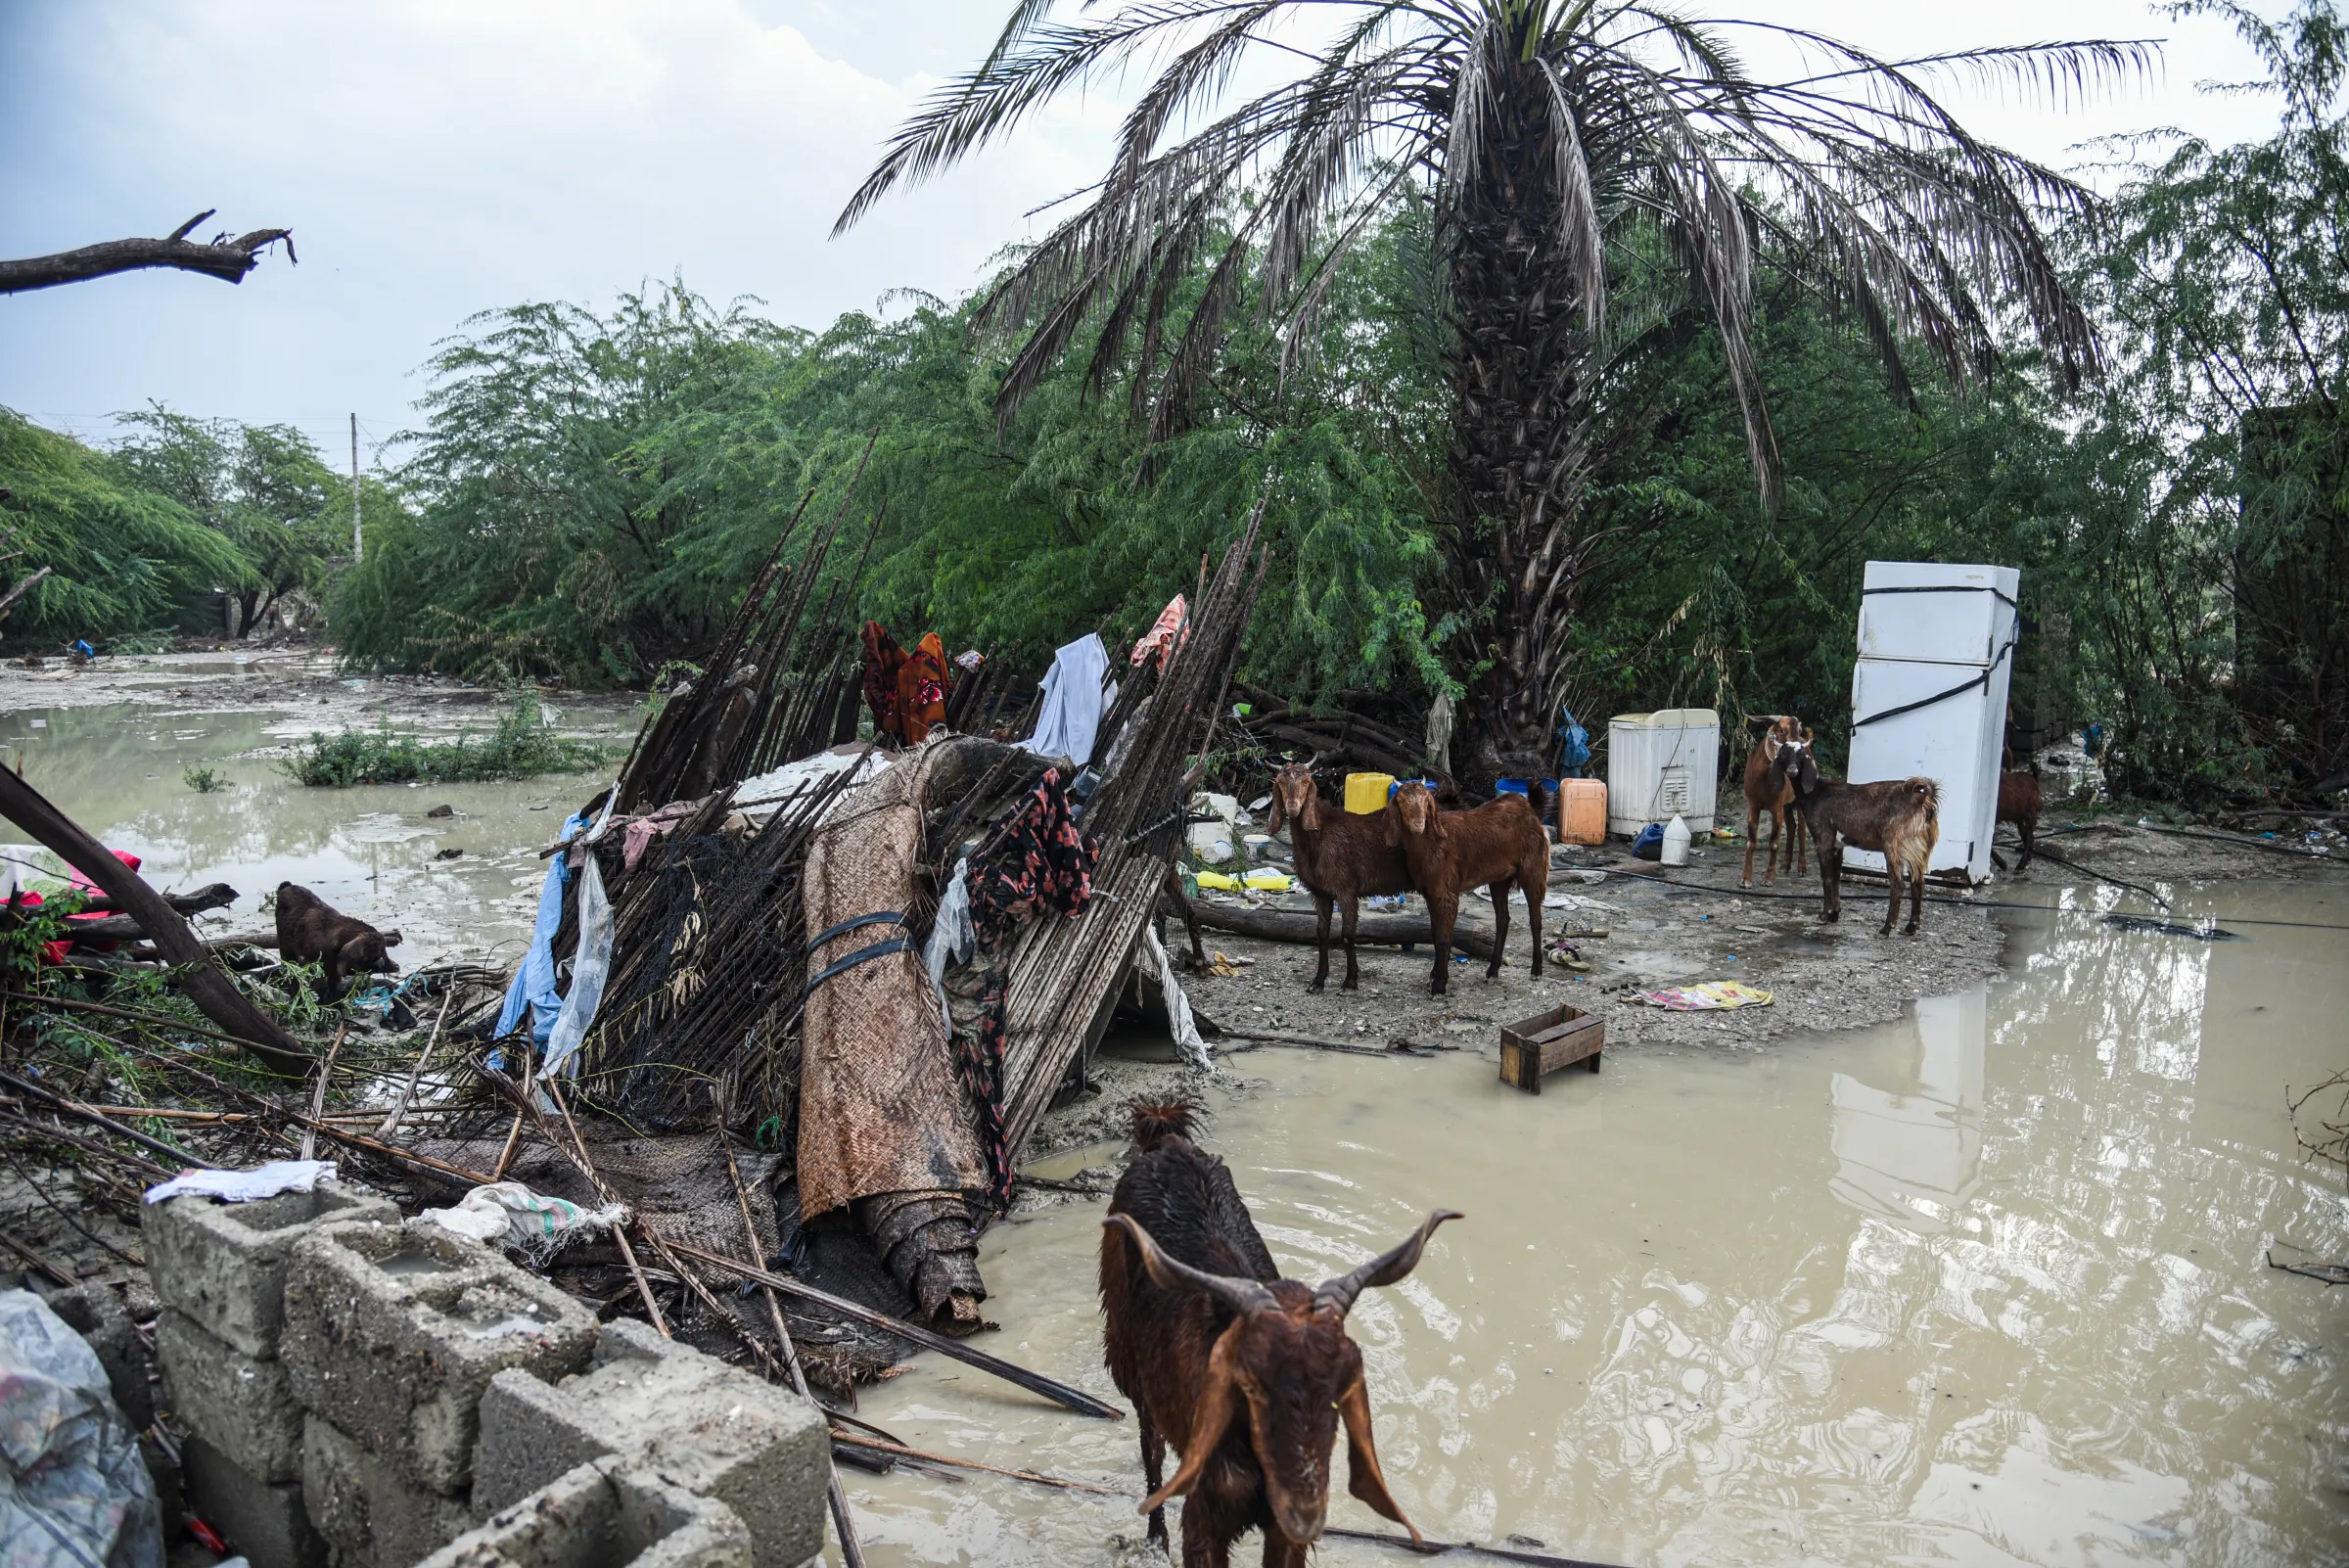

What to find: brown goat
left=1997, top=767, right=2044, bottom=871
left=1773, top=743, right=1941, bottom=936
left=1266, top=762, right=1411, bottom=992
left=1741, top=715, right=1812, bottom=887
left=1381, top=782, right=1547, bottom=995
left=1101, top=1100, right=1457, bottom=1566
left=274, top=882, right=401, bottom=1001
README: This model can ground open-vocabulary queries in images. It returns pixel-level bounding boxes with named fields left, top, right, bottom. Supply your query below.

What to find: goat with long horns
left=1100, top=1100, right=1460, bottom=1566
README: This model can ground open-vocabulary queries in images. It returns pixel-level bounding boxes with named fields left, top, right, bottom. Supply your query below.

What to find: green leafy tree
left=839, top=0, right=2146, bottom=778
left=0, top=408, right=248, bottom=644
left=2060, top=0, right=2349, bottom=795
left=110, top=405, right=348, bottom=636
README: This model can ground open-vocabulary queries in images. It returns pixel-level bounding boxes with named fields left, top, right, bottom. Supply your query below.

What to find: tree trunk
left=1442, top=53, right=1597, bottom=788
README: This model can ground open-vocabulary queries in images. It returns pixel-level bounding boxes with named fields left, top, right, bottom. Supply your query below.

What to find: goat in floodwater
left=1100, top=1100, right=1459, bottom=1568
left=1773, top=741, right=1941, bottom=936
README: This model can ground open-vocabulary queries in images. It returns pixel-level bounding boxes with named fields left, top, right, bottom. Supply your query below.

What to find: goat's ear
left=1381, top=801, right=1402, bottom=848
left=1266, top=787, right=1286, bottom=836
left=1340, top=1377, right=1422, bottom=1545
left=1298, top=790, right=1322, bottom=834
left=1140, top=1327, right=1245, bottom=1514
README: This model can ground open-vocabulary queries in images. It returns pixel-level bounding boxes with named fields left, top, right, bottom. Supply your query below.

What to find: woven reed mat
left=796, top=745, right=987, bottom=1220
left=411, top=1130, right=783, bottom=1281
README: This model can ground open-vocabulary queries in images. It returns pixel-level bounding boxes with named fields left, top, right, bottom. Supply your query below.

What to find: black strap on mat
left=803, top=910, right=904, bottom=953
left=1853, top=638, right=2017, bottom=730
left=807, top=937, right=912, bottom=992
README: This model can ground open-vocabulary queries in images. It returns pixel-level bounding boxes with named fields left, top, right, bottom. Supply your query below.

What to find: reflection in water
left=843, top=887, right=2349, bottom=1568
left=0, top=704, right=619, bottom=959
left=1829, top=989, right=1985, bottom=1235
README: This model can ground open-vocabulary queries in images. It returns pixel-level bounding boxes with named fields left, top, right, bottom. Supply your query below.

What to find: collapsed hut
left=394, top=493, right=1266, bottom=1373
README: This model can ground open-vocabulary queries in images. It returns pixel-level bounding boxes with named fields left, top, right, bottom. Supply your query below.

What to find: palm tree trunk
left=1443, top=55, right=1594, bottom=786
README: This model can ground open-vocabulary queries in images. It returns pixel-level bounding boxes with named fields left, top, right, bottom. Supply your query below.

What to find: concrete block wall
left=146, top=1193, right=830, bottom=1568
left=147, top=1183, right=398, bottom=1568
left=417, top=1456, right=753, bottom=1568
left=475, top=1320, right=829, bottom=1568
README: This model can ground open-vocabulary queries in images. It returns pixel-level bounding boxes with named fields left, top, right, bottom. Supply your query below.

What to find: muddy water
left=843, top=887, right=2349, bottom=1567
left=0, top=703, right=619, bottom=960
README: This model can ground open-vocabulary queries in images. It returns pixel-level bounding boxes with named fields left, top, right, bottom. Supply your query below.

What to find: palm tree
left=838, top=2, right=2150, bottom=776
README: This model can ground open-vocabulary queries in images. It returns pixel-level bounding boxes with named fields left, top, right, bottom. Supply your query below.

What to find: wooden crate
left=1498, top=1001, right=1603, bottom=1093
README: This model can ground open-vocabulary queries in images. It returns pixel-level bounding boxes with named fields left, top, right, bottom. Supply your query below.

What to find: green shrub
left=182, top=764, right=228, bottom=793
left=282, top=687, right=608, bottom=787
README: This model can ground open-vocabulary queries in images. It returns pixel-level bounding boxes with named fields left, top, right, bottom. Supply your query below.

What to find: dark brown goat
left=1998, top=767, right=2044, bottom=871
left=1267, top=762, right=1410, bottom=992
left=274, top=882, right=401, bottom=1001
left=1773, top=743, right=1941, bottom=936
left=1741, top=715, right=1812, bottom=887
left=1382, top=782, right=1547, bottom=995
left=1101, top=1100, right=1457, bottom=1567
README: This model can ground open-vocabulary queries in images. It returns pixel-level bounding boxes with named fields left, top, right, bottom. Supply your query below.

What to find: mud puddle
left=0, top=703, right=622, bottom=960
left=841, top=884, right=2349, bottom=1567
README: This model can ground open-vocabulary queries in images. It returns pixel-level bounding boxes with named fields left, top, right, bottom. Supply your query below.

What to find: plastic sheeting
left=494, top=807, right=592, bottom=1044
left=921, top=857, right=973, bottom=1037
left=1142, top=926, right=1211, bottom=1071
left=1019, top=633, right=1116, bottom=766
left=0, top=1290, right=162, bottom=1568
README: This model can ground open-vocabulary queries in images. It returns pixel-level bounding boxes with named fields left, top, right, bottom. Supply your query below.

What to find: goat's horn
left=1314, top=1210, right=1463, bottom=1317
left=1105, top=1215, right=1279, bottom=1316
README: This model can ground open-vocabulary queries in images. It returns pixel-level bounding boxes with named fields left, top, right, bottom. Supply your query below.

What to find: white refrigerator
left=1842, top=561, right=2018, bottom=886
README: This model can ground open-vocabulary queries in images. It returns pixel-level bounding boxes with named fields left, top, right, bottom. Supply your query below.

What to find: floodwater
left=843, top=884, right=2349, bottom=1568
left=0, top=702, right=620, bottom=961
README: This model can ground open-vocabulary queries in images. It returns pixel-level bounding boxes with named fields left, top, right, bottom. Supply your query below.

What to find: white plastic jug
left=1661, top=813, right=1691, bottom=867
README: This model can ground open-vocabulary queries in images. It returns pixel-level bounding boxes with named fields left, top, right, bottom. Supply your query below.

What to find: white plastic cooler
left=1843, top=562, right=2018, bottom=885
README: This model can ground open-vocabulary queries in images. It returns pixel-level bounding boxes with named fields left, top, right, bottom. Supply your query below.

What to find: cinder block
left=282, top=1219, right=596, bottom=1498
left=474, top=1335, right=827, bottom=1568
left=302, top=1415, right=478, bottom=1568
left=143, top=1181, right=398, bottom=1360
left=41, top=1280, right=155, bottom=1430
left=183, top=1432, right=325, bottom=1568
left=418, top=1456, right=753, bottom=1568
left=158, top=1307, right=304, bottom=1483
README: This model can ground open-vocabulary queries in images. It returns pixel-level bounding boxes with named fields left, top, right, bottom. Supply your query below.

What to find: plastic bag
left=418, top=1182, right=623, bottom=1263
left=0, top=1289, right=162, bottom=1568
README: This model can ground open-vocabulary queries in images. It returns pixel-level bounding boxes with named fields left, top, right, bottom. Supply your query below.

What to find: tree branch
left=0, top=212, right=296, bottom=296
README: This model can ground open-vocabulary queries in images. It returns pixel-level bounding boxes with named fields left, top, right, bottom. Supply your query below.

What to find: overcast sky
left=0, top=1, right=2285, bottom=462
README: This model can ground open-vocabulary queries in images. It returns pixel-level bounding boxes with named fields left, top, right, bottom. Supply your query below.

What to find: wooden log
left=74, top=882, right=240, bottom=917
left=1188, top=900, right=1497, bottom=960
left=0, top=768, right=308, bottom=1072
left=665, top=1240, right=1124, bottom=1420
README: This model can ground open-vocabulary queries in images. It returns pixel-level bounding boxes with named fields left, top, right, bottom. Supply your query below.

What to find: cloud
left=0, top=0, right=1109, bottom=442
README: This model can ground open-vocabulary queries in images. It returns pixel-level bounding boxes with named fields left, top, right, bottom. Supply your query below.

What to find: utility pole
left=349, top=412, right=362, bottom=563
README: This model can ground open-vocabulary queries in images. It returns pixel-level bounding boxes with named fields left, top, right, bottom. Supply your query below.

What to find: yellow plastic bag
left=1241, top=870, right=1292, bottom=892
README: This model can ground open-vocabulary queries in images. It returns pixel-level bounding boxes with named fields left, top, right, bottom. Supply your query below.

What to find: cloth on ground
left=418, top=1181, right=623, bottom=1261
left=495, top=807, right=591, bottom=1043
left=144, top=1161, right=335, bottom=1205
left=1019, top=632, right=1115, bottom=766
left=0, top=1288, right=163, bottom=1568
left=1128, top=593, right=1187, bottom=669
left=1629, top=980, right=1773, bottom=1010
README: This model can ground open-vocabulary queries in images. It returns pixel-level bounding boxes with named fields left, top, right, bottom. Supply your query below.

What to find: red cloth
left=1129, top=593, right=1188, bottom=669
left=21, top=849, right=141, bottom=964
left=896, top=632, right=951, bottom=743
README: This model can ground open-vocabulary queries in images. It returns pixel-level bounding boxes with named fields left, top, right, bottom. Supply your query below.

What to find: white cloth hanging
left=1020, top=633, right=1117, bottom=766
